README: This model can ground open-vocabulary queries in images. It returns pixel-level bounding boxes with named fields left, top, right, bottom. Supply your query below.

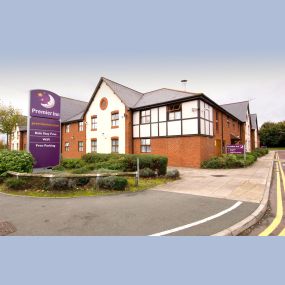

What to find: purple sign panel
left=226, top=144, right=245, bottom=154
left=29, top=117, right=61, bottom=168
left=28, top=90, right=61, bottom=168
left=30, top=90, right=60, bottom=120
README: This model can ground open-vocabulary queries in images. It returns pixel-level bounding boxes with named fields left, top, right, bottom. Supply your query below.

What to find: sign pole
left=244, top=144, right=246, bottom=161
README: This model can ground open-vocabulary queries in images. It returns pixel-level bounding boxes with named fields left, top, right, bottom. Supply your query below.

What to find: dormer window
left=168, top=103, right=181, bottom=120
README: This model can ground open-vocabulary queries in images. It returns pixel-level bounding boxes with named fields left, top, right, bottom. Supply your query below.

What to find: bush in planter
left=5, top=177, right=30, bottom=190
left=61, top=158, right=85, bottom=169
left=52, top=165, right=65, bottom=171
left=97, top=176, right=128, bottom=191
left=0, top=150, right=34, bottom=174
left=166, top=169, right=180, bottom=179
left=71, top=166, right=90, bottom=174
left=47, top=177, right=75, bottom=190
left=0, top=172, right=8, bottom=183
left=139, top=168, right=156, bottom=178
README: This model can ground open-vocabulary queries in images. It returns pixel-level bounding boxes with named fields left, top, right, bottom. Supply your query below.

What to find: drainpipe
left=221, top=113, right=224, bottom=153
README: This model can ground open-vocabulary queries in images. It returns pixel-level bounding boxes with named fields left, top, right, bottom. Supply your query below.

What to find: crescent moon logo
left=41, top=94, right=55, bottom=109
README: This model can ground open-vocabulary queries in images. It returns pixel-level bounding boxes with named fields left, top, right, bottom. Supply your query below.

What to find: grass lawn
left=268, top=147, right=285, bottom=151
left=0, top=177, right=174, bottom=198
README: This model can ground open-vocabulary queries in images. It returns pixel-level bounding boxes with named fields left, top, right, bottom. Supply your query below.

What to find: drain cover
left=211, top=175, right=227, bottom=177
left=0, top=221, right=16, bottom=236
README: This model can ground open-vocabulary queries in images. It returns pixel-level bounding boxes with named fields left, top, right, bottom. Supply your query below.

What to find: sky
left=0, top=0, right=284, bottom=132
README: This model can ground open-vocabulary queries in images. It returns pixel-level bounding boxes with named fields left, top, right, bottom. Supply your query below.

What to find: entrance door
left=215, top=139, right=222, bottom=156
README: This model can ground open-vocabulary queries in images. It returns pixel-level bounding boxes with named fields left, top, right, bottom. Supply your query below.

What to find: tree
left=259, top=121, right=285, bottom=147
left=0, top=104, right=26, bottom=148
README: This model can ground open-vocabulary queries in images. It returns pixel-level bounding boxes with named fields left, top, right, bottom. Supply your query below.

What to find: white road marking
left=149, top=201, right=243, bottom=236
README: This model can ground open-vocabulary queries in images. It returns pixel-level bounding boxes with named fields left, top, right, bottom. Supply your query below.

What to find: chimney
left=181, top=79, right=187, bottom=91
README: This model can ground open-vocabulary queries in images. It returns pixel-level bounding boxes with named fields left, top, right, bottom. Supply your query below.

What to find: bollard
left=135, top=158, right=140, bottom=186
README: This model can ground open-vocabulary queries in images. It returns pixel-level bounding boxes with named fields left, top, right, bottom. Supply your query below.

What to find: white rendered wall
left=85, top=82, right=126, bottom=154
left=11, top=126, right=20, bottom=150
left=132, top=100, right=202, bottom=138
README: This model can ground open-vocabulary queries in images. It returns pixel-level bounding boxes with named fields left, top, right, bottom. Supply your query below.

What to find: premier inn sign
left=28, top=90, right=61, bottom=168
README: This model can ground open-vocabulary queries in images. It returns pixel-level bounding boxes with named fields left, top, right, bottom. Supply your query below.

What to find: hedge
left=0, top=150, right=34, bottom=174
left=81, top=153, right=168, bottom=175
left=201, top=149, right=268, bottom=169
left=97, top=176, right=128, bottom=191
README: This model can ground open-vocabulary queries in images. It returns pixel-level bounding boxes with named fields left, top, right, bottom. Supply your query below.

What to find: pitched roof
left=250, top=114, right=258, bottom=130
left=61, top=97, right=88, bottom=122
left=103, top=77, right=143, bottom=107
left=134, top=88, right=202, bottom=108
left=220, top=101, right=249, bottom=122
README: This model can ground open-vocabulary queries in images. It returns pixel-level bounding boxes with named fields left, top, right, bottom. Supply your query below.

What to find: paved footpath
left=0, top=152, right=274, bottom=236
left=157, top=152, right=275, bottom=203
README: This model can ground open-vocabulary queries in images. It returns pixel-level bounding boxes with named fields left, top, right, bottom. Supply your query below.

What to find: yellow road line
left=259, top=157, right=283, bottom=236
left=277, top=154, right=285, bottom=236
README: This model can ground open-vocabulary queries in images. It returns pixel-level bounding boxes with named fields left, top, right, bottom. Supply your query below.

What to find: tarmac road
left=0, top=189, right=258, bottom=236
left=243, top=150, right=285, bottom=236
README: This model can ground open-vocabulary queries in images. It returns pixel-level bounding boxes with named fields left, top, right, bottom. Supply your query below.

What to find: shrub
left=75, top=177, right=90, bottom=186
left=0, top=150, right=34, bottom=174
left=48, top=177, right=73, bottom=190
left=52, top=165, right=65, bottom=171
left=71, top=166, right=90, bottom=174
left=201, top=152, right=260, bottom=169
left=166, top=169, right=180, bottom=179
left=5, top=177, right=29, bottom=190
left=253, top=148, right=269, bottom=157
left=82, top=153, right=168, bottom=175
left=98, top=176, right=128, bottom=191
left=0, top=172, right=8, bottom=183
left=122, top=154, right=168, bottom=175
left=139, top=168, right=156, bottom=178
left=61, top=158, right=85, bottom=169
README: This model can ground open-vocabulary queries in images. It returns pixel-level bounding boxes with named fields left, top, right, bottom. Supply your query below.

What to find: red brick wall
left=61, top=121, right=86, bottom=159
left=213, top=108, right=243, bottom=154
left=125, top=108, right=133, bottom=154
left=134, top=136, right=205, bottom=168
left=133, top=107, right=244, bottom=168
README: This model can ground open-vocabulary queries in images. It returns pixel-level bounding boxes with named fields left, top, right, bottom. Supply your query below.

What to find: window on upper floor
left=111, top=112, right=119, bottom=128
left=140, top=110, right=151, bottom=124
left=91, top=139, right=97, bottom=153
left=216, top=111, right=219, bottom=132
left=78, top=121, right=84, bottom=132
left=65, top=142, right=70, bottom=152
left=111, top=138, right=119, bottom=153
left=141, top=138, right=151, bottom=153
left=65, top=124, right=70, bottom=133
left=227, top=116, right=230, bottom=128
left=91, top=116, right=97, bottom=130
left=167, top=103, right=181, bottom=120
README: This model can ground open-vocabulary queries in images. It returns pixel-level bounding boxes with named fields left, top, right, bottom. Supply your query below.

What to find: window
left=91, top=139, right=97, bottom=153
left=140, top=110, right=151, bottom=124
left=227, top=116, right=230, bottom=128
left=78, top=121, right=84, bottom=132
left=168, top=103, right=181, bottom=120
left=65, top=124, right=70, bottom=133
left=111, top=139, right=119, bottom=153
left=78, top=141, right=84, bottom=152
left=65, top=142, right=70, bottom=152
left=91, top=116, right=97, bottom=130
left=141, top=139, right=151, bottom=153
left=111, top=112, right=119, bottom=128
left=216, top=111, right=219, bottom=132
